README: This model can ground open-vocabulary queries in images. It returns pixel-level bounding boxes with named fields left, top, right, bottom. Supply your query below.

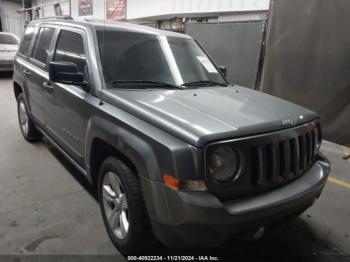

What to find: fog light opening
left=254, top=226, right=265, bottom=240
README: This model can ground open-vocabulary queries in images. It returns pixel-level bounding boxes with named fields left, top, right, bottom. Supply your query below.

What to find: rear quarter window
left=19, top=27, right=35, bottom=57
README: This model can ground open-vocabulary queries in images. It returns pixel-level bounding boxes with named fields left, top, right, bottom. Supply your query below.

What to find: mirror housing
left=218, top=65, right=227, bottom=78
left=49, top=61, right=88, bottom=90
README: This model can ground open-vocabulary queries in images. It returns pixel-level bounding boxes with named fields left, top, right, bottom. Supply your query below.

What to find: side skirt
left=36, top=125, right=89, bottom=179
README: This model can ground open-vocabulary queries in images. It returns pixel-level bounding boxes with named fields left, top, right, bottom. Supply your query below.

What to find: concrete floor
left=0, top=73, right=349, bottom=261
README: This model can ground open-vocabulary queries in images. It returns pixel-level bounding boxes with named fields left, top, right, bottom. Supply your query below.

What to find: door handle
left=42, top=81, right=54, bottom=92
left=23, top=69, right=31, bottom=76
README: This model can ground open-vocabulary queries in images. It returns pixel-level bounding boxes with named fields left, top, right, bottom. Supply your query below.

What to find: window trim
left=29, top=25, right=57, bottom=70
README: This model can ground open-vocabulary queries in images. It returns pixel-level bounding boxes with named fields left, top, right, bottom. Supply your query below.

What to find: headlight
left=208, top=146, right=239, bottom=183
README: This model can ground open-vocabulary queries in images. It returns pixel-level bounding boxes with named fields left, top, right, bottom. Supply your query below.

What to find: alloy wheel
left=102, top=171, right=129, bottom=239
left=19, top=99, right=29, bottom=136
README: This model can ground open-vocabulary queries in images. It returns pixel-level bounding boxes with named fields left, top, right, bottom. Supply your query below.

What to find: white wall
left=127, top=0, right=270, bottom=20
left=210, top=11, right=268, bottom=22
left=70, top=0, right=105, bottom=20
left=30, top=0, right=105, bottom=20
left=0, top=1, right=25, bottom=37
left=31, top=0, right=71, bottom=17
left=29, top=0, right=270, bottom=21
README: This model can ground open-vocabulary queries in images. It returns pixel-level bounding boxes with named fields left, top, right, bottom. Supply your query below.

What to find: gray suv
left=13, top=18, right=330, bottom=254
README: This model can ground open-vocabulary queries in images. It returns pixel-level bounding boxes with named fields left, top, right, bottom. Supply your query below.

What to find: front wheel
left=98, top=157, right=155, bottom=254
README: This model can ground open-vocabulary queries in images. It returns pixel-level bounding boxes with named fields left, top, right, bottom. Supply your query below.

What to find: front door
left=44, top=28, right=90, bottom=167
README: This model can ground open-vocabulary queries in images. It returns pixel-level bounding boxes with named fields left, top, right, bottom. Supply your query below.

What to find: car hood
left=104, top=86, right=318, bottom=147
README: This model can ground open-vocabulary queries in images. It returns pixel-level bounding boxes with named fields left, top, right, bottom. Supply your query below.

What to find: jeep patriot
left=13, top=18, right=330, bottom=254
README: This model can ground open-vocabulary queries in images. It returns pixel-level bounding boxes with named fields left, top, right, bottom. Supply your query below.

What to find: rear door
left=25, top=26, right=56, bottom=127
left=44, top=28, right=91, bottom=167
left=15, top=26, right=40, bottom=124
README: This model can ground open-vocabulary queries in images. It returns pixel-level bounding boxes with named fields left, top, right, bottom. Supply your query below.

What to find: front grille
left=205, top=120, right=321, bottom=201
left=251, top=124, right=320, bottom=187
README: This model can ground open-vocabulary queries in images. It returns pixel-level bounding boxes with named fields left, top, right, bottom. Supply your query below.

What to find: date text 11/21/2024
left=127, top=256, right=219, bottom=261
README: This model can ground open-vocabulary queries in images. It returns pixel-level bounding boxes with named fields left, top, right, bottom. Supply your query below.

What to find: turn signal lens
left=163, top=174, right=180, bottom=191
left=163, top=174, right=207, bottom=191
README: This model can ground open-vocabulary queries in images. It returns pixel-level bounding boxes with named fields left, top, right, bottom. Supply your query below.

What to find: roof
left=28, top=18, right=191, bottom=39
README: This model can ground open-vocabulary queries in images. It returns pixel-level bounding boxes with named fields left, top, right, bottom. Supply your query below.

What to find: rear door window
left=53, top=30, right=86, bottom=74
left=19, top=27, right=35, bottom=57
left=31, top=27, right=55, bottom=64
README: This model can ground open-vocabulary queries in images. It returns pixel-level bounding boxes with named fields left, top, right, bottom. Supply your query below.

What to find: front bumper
left=141, top=153, right=330, bottom=247
left=0, top=58, right=14, bottom=72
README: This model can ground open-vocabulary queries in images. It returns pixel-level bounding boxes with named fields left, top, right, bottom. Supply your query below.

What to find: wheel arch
left=13, top=81, right=23, bottom=100
left=89, top=137, right=138, bottom=187
left=85, top=117, right=161, bottom=187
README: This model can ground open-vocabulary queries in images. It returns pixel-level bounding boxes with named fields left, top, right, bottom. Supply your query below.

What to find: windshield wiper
left=110, top=80, right=183, bottom=89
left=181, top=80, right=227, bottom=87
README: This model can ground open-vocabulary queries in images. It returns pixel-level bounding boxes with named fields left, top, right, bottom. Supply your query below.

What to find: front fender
left=84, top=115, right=201, bottom=222
left=85, top=116, right=161, bottom=181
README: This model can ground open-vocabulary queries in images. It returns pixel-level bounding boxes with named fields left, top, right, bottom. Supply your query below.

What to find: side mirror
left=49, top=61, right=88, bottom=89
left=218, top=65, right=227, bottom=78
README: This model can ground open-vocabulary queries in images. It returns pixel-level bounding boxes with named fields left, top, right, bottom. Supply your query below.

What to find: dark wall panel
left=186, top=21, right=266, bottom=88
left=260, top=0, right=350, bottom=145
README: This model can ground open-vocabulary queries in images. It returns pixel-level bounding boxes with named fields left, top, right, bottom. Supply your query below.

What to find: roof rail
left=84, top=18, right=106, bottom=23
left=34, top=16, right=73, bottom=21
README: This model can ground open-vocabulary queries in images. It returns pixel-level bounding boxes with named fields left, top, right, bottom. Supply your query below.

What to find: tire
left=98, top=157, right=155, bottom=254
left=17, top=93, right=42, bottom=142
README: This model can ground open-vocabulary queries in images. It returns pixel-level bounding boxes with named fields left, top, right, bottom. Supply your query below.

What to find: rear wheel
left=98, top=157, right=155, bottom=254
left=17, top=93, right=42, bottom=142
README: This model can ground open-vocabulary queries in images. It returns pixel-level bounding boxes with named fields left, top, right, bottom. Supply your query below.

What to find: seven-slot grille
left=205, top=120, right=321, bottom=201
left=251, top=122, right=320, bottom=187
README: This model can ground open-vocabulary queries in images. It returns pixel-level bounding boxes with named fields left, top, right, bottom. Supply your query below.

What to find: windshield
left=0, top=34, right=18, bottom=45
left=96, top=29, right=227, bottom=88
